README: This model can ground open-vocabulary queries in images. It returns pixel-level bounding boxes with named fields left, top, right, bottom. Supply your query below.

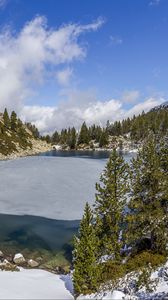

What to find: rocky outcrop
left=0, top=139, right=51, bottom=160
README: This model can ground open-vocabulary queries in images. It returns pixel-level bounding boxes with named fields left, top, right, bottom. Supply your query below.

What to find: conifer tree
left=68, top=127, right=76, bottom=149
left=127, top=134, right=167, bottom=254
left=78, top=122, right=90, bottom=145
left=73, top=202, right=100, bottom=296
left=95, top=149, right=129, bottom=260
left=3, top=108, right=10, bottom=129
left=99, top=130, right=109, bottom=148
left=10, top=111, right=17, bottom=131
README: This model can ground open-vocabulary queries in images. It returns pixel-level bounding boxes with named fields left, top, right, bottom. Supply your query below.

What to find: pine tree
left=10, top=111, right=17, bottom=131
left=3, top=108, right=10, bottom=129
left=68, top=127, right=76, bottom=149
left=73, top=202, right=100, bottom=296
left=95, top=149, right=129, bottom=260
left=126, top=134, right=167, bottom=254
left=99, top=130, right=109, bottom=148
left=78, top=122, right=90, bottom=145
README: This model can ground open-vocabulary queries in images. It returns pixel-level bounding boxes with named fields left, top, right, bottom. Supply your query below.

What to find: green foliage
left=100, top=261, right=125, bottom=283
left=100, top=251, right=166, bottom=286
left=73, top=134, right=167, bottom=295
left=42, top=106, right=168, bottom=148
left=78, top=122, right=90, bottom=145
left=126, top=134, right=168, bottom=254
left=95, top=149, right=129, bottom=259
left=10, top=111, right=17, bottom=131
left=126, top=251, right=166, bottom=272
left=26, top=123, right=40, bottom=139
left=67, top=127, right=77, bottom=149
left=73, top=203, right=101, bottom=296
left=3, top=108, right=10, bottom=129
left=99, top=130, right=109, bottom=147
left=0, top=109, right=39, bottom=155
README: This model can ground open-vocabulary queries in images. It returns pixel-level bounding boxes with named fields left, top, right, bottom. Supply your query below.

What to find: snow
left=78, top=290, right=125, bottom=299
left=0, top=156, right=105, bottom=220
left=77, top=260, right=168, bottom=300
left=0, top=268, right=74, bottom=299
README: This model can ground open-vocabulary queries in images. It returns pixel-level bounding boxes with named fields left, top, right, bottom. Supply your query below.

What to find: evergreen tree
left=126, top=134, right=167, bottom=254
left=78, top=122, right=90, bottom=145
left=51, top=130, right=60, bottom=144
left=99, top=130, right=109, bottom=148
left=68, top=127, right=76, bottom=149
left=10, top=111, right=17, bottom=131
left=73, top=202, right=100, bottom=296
left=3, top=108, right=10, bottom=129
left=95, top=149, right=129, bottom=260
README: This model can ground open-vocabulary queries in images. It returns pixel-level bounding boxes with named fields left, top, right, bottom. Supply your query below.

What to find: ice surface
left=0, top=268, right=73, bottom=299
left=0, top=156, right=106, bottom=220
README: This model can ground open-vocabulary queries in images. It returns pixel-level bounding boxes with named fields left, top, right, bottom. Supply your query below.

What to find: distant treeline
left=42, top=107, right=168, bottom=148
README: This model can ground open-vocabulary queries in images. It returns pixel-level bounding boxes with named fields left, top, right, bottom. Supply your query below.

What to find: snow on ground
left=77, top=261, right=168, bottom=300
left=0, top=156, right=105, bottom=220
left=0, top=268, right=74, bottom=299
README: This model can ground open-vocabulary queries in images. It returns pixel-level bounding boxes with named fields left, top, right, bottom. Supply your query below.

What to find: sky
left=0, top=0, right=167, bottom=133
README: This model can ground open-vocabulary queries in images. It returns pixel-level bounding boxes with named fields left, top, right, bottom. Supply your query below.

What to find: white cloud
left=20, top=92, right=164, bottom=133
left=149, top=0, right=161, bottom=6
left=56, top=68, right=73, bottom=86
left=122, top=90, right=140, bottom=104
left=110, top=36, right=123, bottom=45
left=0, top=16, right=104, bottom=111
left=0, top=15, right=165, bottom=134
left=125, top=97, right=163, bottom=117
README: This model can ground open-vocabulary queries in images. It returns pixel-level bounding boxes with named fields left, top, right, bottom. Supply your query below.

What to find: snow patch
left=0, top=268, right=74, bottom=299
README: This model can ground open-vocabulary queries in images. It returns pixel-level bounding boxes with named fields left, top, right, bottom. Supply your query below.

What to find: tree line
left=43, top=107, right=168, bottom=148
left=0, top=108, right=35, bottom=155
left=73, top=134, right=168, bottom=296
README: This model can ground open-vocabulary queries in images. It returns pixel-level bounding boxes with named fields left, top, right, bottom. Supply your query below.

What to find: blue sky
left=0, top=0, right=167, bottom=132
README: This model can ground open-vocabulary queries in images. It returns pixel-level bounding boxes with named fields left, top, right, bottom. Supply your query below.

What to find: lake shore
left=0, top=139, right=51, bottom=161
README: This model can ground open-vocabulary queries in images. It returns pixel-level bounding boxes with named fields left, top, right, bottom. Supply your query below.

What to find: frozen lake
left=0, top=151, right=134, bottom=220
left=0, top=155, right=106, bottom=220
left=0, top=151, right=135, bottom=252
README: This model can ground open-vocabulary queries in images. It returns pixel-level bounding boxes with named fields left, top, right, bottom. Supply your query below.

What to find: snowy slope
left=77, top=261, right=168, bottom=300
left=0, top=268, right=74, bottom=299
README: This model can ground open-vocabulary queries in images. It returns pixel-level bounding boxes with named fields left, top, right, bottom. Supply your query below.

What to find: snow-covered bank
left=78, top=261, right=168, bottom=300
left=0, top=268, right=74, bottom=299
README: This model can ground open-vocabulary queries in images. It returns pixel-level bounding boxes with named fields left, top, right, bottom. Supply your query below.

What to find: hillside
left=47, top=102, right=168, bottom=151
left=0, top=109, right=51, bottom=159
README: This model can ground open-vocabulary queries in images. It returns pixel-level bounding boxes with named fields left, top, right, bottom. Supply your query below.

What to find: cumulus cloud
left=0, top=15, right=165, bottom=134
left=125, top=97, right=163, bottom=117
left=20, top=92, right=164, bottom=133
left=122, top=90, right=140, bottom=104
left=0, top=16, right=104, bottom=111
left=56, top=68, right=73, bottom=86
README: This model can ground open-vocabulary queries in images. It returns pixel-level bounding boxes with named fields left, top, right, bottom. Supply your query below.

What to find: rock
left=0, top=259, right=19, bottom=271
left=13, top=253, right=26, bottom=265
left=6, top=255, right=13, bottom=263
left=28, top=259, right=39, bottom=268
left=36, top=257, right=43, bottom=262
left=0, top=250, right=4, bottom=258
